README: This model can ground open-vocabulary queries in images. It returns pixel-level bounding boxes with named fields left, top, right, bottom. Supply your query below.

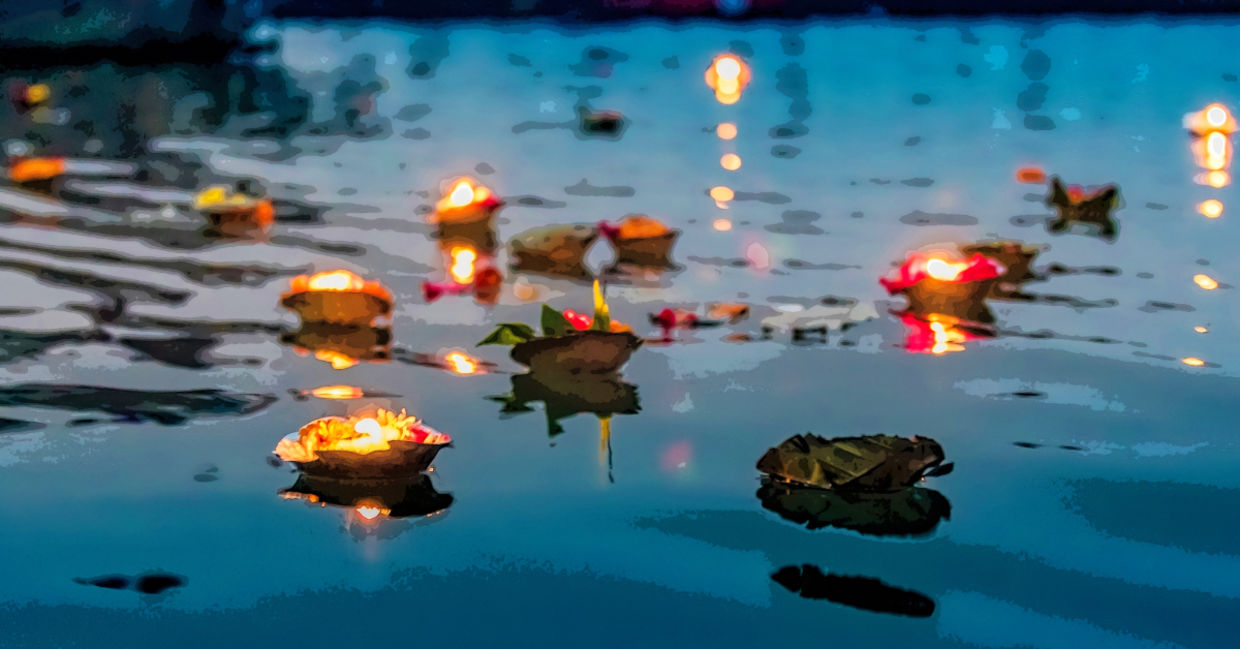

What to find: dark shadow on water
left=280, top=472, right=454, bottom=519
left=490, top=371, right=639, bottom=437
left=758, top=478, right=950, bottom=537
left=0, top=384, right=275, bottom=425
left=772, top=564, right=936, bottom=618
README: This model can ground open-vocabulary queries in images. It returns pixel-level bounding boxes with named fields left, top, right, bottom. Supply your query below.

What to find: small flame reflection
left=445, top=351, right=479, bottom=375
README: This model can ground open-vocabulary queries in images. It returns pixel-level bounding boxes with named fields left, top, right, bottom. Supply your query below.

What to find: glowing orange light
left=1198, top=200, right=1224, bottom=218
left=445, top=351, right=479, bottom=375
left=1206, top=170, right=1231, bottom=187
left=1182, top=357, right=1205, bottom=367
left=709, top=186, right=734, bottom=202
left=8, top=157, right=65, bottom=183
left=24, top=84, right=50, bottom=105
left=716, top=122, right=737, bottom=140
left=720, top=153, right=742, bottom=171
left=1194, top=273, right=1219, bottom=290
left=929, top=321, right=967, bottom=355
left=925, top=258, right=969, bottom=281
left=513, top=280, right=538, bottom=301
left=434, top=177, right=498, bottom=220
left=1016, top=167, right=1046, bottom=184
left=449, top=246, right=477, bottom=284
left=310, top=385, right=364, bottom=399
left=712, top=218, right=733, bottom=231
left=354, top=418, right=383, bottom=445
left=705, top=54, right=751, bottom=105
left=1194, top=326, right=1209, bottom=333
left=1206, top=132, right=1229, bottom=168
left=275, top=409, right=451, bottom=464
left=315, top=350, right=360, bottom=370
left=307, top=270, right=366, bottom=292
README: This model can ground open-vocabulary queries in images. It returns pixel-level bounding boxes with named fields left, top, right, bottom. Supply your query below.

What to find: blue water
left=0, top=18, right=1237, bottom=648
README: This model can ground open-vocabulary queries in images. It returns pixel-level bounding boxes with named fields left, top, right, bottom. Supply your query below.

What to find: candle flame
left=1206, top=104, right=1230, bottom=128
left=1194, top=273, right=1219, bottom=290
left=1198, top=200, right=1224, bottom=218
left=310, top=385, right=364, bottom=399
left=449, top=246, right=477, bottom=284
left=1182, top=357, right=1205, bottom=367
left=353, top=418, right=383, bottom=443
left=445, top=351, right=479, bottom=375
left=307, top=270, right=365, bottom=292
left=925, top=258, right=967, bottom=281
left=447, top=179, right=477, bottom=207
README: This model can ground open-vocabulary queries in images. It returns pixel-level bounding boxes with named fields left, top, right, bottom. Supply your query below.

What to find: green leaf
left=477, top=323, right=536, bottom=346
left=540, top=304, right=572, bottom=337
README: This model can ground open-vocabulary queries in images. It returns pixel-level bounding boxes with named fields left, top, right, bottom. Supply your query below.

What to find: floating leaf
left=477, top=323, right=536, bottom=346
left=540, top=304, right=573, bottom=337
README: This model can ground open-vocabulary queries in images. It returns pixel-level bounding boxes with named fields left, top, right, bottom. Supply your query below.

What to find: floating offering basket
left=275, top=409, right=452, bottom=479
left=281, top=270, right=393, bottom=326
left=880, top=252, right=1003, bottom=324
left=479, top=280, right=641, bottom=375
left=433, top=177, right=503, bottom=242
left=509, top=223, right=600, bottom=280
left=194, top=185, right=274, bottom=231
left=599, top=215, right=680, bottom=268
left=1046, top=176, right=1120, bottom=237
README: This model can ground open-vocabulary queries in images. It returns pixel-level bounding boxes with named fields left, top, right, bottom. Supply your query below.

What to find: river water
left=0, top=18, right=1236, bottom=649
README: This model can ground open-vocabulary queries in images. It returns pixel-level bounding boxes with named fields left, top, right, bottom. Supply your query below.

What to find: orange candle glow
left=704, top=54, right=751, bottom=104
left=433, top=177, right=502, bottom=224
left=1198, top=200, right=1224, bottom=218
left=8, top=157, right=65, bottom=183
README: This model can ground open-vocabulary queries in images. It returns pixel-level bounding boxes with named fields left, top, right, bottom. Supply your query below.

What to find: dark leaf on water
left=757, top=433, right=946, bottom=492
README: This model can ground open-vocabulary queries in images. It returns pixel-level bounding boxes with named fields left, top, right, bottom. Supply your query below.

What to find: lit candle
left=281, top=270, right=393, bottom=326
left=433, top=177, right=503, bottom=225
left=274, top=408, right=452, bottom=479
left=598, top=215, right=680, bottom=267
left=193, top=185, right=274, bottom=233
left=881, top=252, right=1004, bottom=324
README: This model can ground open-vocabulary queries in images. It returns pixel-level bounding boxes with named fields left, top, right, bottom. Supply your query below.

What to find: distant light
left=712, top=218, right=733, bottom=231
left=1206, top=105, right=1229, bottom=128
left=714, top=56, right=742, bottom=80
left=1206, top=170, right=1230, bottom=187
left=1182, top=357, right=1206, bottom=367
left=709, top=186, right=734, bottom=202
left=716, top=122, right=737, bottom=140
left=1198, top=199, right=1224, bottom=218
left=745, top=241, right=771, bottom=270
left=1206, top=131, right=1229, bottom=161
left=1016, top=167, right=1046, bottom=184
left=720, top=153, right=742, bottom=171
left=1194, top=326, right=1208, bottom=333
left=1194, top=273, right=1219, bottom=290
